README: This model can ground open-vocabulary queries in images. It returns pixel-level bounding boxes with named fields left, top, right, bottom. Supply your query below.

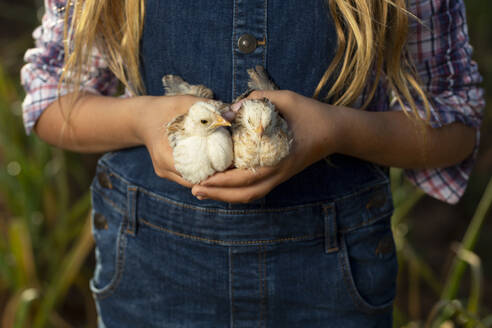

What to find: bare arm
left=35, top=94, right=151, bottom=153
left=250, top=90, right=476, bottom=171
left=329, top=104, right=476, bottom=169
left=35, top=93, right=204, bottom=187
left=192, top=90, right=477, bottom=203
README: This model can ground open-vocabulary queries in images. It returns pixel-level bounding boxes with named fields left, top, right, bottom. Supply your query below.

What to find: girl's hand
left=191, top=90, right=341, bottom=203
left=133, top=95, right=211, bottom=188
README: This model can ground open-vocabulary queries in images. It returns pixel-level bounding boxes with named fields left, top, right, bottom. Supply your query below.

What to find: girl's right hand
left=132, top=95, right=207, bottom=188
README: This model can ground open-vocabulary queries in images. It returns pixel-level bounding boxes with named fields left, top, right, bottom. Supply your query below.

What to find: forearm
left=330, top=106, right=476, bottom=169
left=35, top=94, right=163, bottom=153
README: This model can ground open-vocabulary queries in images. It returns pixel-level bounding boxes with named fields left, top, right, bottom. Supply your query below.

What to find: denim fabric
left=140, top=0, right=337, bottom=101
left=90, top=158, right=397, bottom=327
left=90, top=0, right=398, bottom=326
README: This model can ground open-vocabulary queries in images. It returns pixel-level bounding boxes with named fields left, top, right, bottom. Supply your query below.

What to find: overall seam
left=93, top=192, right=125, bottom=216
left=126, top=186, right=138, bottom=235
left=92, top=217, right=128, bottom=300
left=140, top=218, right=323, bottom=245
left=258, top=246, right=267, bottom=328
left=229, top=248, right=235, bottom=328
left=263, top=0, right=267, bottom=67
left=96, top=161, right=389, bottom=215
left=323, top=205, right=339, bottom=253
left=338, top=233, right=393, bottom=314
left=232, top=0, right=238, bottom=100
left=339, top=211, right=393, bottom=234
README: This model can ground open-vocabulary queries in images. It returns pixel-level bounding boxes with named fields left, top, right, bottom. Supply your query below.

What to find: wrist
left=128, top=96, right=168, bottom=146
left=325, top=104, right=347, bottom=155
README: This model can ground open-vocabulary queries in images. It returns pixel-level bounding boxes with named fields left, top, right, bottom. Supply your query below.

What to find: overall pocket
left=338, top=214, right=398, bottom=314
left=89, top=184, right=129, bottom=300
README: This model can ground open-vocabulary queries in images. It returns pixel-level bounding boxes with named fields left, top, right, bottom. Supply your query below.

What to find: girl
left=22, top=0, right=483, bottom=326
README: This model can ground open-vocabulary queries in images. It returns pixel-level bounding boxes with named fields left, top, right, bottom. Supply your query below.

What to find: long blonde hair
left=61, top=0, right=430, bottom=121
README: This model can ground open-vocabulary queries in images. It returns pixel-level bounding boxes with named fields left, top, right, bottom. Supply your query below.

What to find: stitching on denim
left=98, top=162, right=386, bottom=203
left=141, top=188, right=327, bottom=214
left=258, top=247, right=263, bottom=325
left=229, top=248, right=235, bottom=328
left=92, top=214, right=129, bottom=300
left=323, top=205, right=339, bottom=253
left=140, top=218, right=323, bottom=245
left=259, top=246, right=267, bottom=327
left=262, top=248, right=267, bottom=327
left=232, top=0, right=238, bottom=99
left=127, top=187, right=138, bottom=236
left=95, top=193, right=125, bottom=216
left=338, top=233, right=393, bottom=314
left=338, top=211, right=393, bottom=234
left=263, top=0, right=267, bottom=67
left=339, top=235, right=371, bottom=313
left=96, top=162, right=389, bottom=214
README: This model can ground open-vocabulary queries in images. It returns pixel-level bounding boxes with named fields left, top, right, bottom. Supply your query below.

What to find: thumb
left=246, top=90, right=296, bottom=119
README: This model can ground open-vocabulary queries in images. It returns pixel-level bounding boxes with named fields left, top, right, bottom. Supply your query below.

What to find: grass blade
left=441, top=177, right=492, bottom=300
left=8, top=219, right=38, bottom=289
left=33, top=213, right=94, bottom=328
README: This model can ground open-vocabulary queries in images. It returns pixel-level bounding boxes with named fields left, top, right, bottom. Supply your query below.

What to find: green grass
left=0, top=62, right=94, bottom=327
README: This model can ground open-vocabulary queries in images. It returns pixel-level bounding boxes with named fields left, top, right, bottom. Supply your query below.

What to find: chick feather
left=163, top=75, right=233, bottom=184
left=231, top=66, right=293, bottom=170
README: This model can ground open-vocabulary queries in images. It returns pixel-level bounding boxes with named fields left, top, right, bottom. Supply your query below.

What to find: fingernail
left=196, top=194, right=208, bottom=200
left=231, top=101, right=243, bottom=112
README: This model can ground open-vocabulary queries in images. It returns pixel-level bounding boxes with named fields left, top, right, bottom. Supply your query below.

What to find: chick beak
left=256, top=125, right=264, bottom=137
left=210, top=115, right=232, bottom=129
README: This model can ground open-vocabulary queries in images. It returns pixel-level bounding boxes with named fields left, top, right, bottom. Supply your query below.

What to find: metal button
left=93, top=213, right=108, bottom=230
left=97, top=172, right=113, bottom=189
left=237, top=34, right=257, bottom=54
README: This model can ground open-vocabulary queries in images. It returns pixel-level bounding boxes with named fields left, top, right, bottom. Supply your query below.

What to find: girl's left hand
left=191, top=90, right=341, bottom=203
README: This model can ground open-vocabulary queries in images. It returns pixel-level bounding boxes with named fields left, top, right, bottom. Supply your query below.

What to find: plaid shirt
left=21, top=0, right=484, bottom=204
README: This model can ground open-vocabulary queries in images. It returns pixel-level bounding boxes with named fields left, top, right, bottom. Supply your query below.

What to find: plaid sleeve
left=390, top=0, right=485, bottom=204
left=20, top=0, right=119, bottom=135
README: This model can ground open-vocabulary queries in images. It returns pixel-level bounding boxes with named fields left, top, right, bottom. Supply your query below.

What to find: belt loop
left=126, top=186, right=138, bottom=237
left=323, top=204, right=338, bottom=254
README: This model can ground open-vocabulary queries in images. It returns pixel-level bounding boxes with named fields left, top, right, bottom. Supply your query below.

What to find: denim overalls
left=89, top=0, right=398, bottom=327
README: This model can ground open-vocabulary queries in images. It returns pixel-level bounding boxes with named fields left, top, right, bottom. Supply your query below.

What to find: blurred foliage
left=0, top=57, right=95, bottom=326
left=0, top=0, right=490, bottom=327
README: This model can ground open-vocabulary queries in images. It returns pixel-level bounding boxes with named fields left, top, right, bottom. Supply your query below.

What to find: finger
left=247, top=90, right=276, bottom=101
left=192, top=180, right=272, bottom=203
left=199, top=166, right=277, bottom=188
left=222, top=110, right=236, bottom=122
left=166, top=171, right=194, bottom=188
left=246, top=90, right=271, bottom=99
left=230, top=99, right=245, bottom=112
left=246, top=90, right=295, bottom=118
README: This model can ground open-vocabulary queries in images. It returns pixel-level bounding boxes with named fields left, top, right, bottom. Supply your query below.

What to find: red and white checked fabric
left=21, top=0, right=485, bottom=204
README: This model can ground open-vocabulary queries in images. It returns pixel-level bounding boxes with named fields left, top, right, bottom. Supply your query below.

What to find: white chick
left=167, top=102, right=233, bottom=184
left=163, top=75, right=234, bottom=184
left=232, top=66, right=293, bottom=170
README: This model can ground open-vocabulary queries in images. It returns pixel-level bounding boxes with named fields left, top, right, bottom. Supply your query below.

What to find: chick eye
left=200, top=119, right=208, bottom=124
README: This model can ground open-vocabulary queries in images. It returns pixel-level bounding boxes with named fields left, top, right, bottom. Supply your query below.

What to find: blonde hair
left=61, top=0, right=430, bottom=121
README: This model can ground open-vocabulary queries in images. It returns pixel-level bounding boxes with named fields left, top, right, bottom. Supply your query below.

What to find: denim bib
left=101, top=0, right=390, bottom=206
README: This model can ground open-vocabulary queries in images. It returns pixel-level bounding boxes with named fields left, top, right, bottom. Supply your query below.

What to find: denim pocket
left=89, top=188, right=129, bottom=300
left=338, top=214, right=398, bottom=314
